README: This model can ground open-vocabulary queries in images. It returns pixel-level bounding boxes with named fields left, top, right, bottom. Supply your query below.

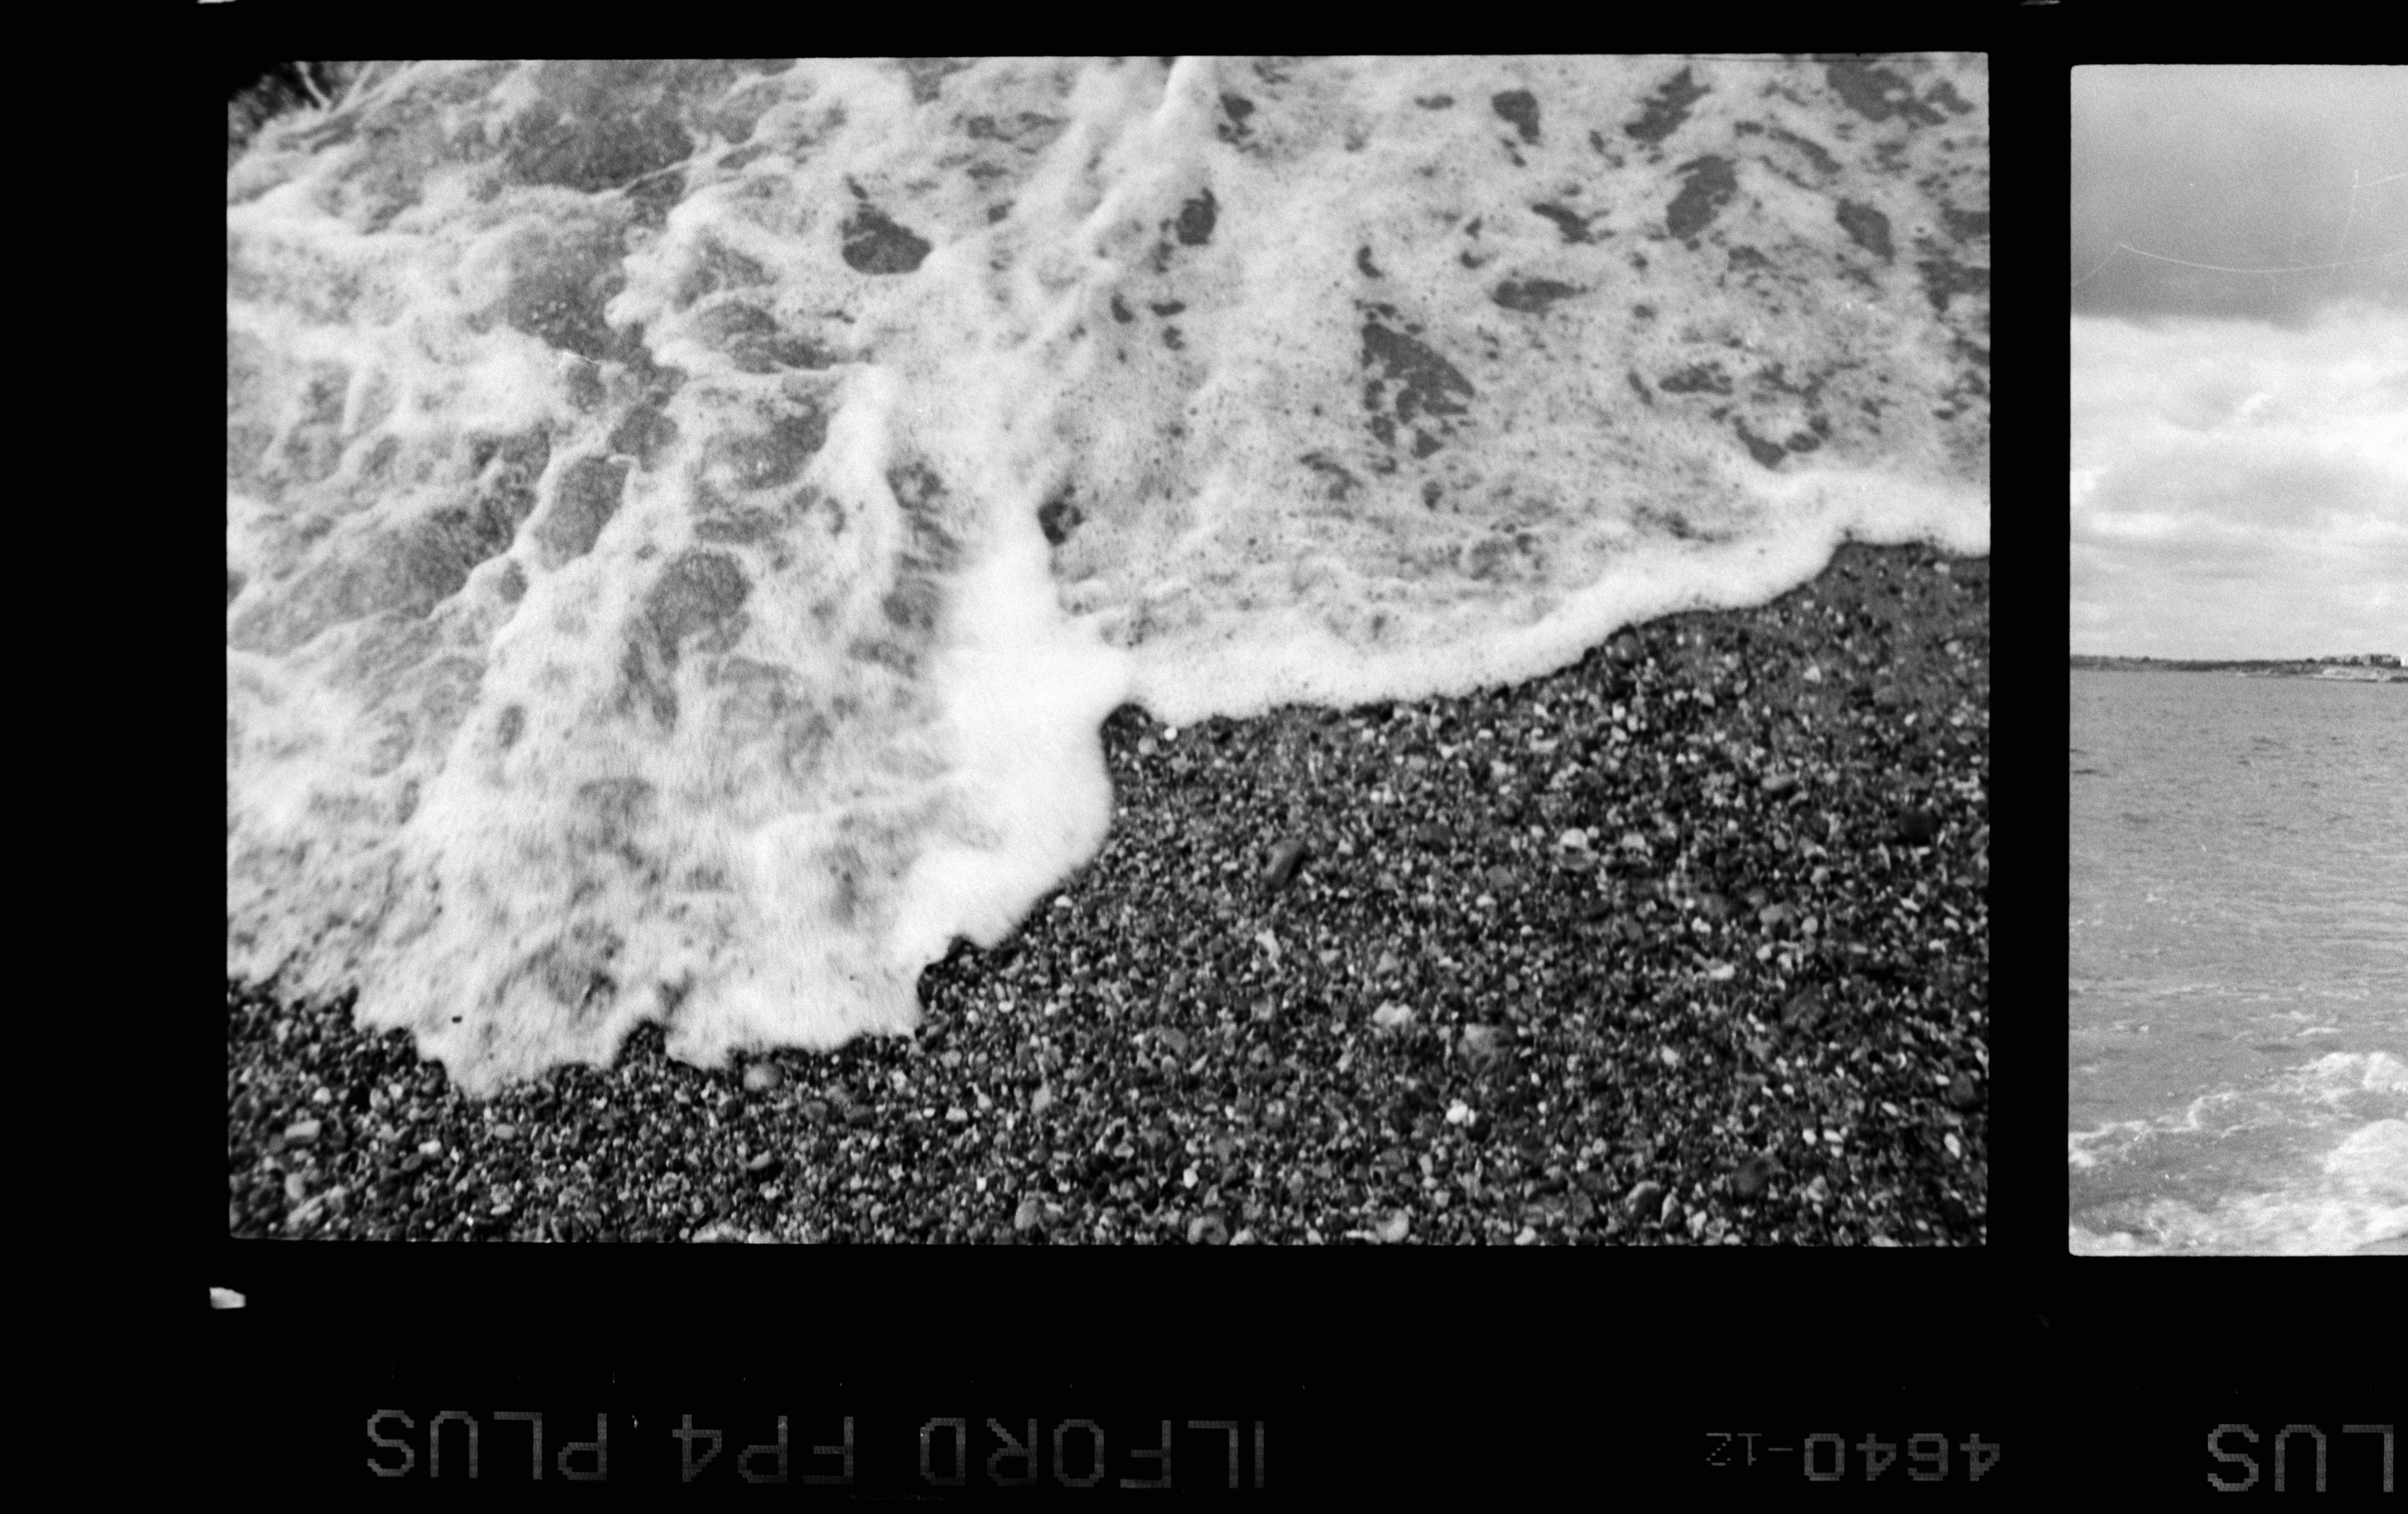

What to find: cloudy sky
left=2071, top=66, right=2408, bottom=661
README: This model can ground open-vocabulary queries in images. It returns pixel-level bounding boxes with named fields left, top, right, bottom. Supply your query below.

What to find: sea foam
left=227, top=58, right=1988, bottom=1093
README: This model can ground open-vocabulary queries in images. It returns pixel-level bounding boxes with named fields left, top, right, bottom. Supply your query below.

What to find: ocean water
left=2069, top=671, right=2408, bottom=1255
left=227, top=59, right=1988, bottom=1094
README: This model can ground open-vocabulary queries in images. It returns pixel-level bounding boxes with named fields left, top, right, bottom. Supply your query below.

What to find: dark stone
left=1175, top=189, right=1217, bottom=247
left=1490, top=90, right=1541, bottom=144
left=1038, top=494, right=1083, bottom=545
left=1624, top=67, right=1708, bottom=146
left=1825, top=59, right=1952, bottom=127
left=1262, top=837, right=1310, bottom=890
left=841, top=206, right=932, bottom=275
left=1664, top=155, right=1737, bottom=243
left=1492, top=277, right=1584, bottom=313
left=1216, top=93, right=1255, bottom=146
left=1659, top=363, right=1731, bottom=395
left=1917, top=254, right=1988, bottom=317
left=1360, top=323, right=1474, bottom=424
left=1529, top=203, right=1598, bottom=244
left=1836, top=199, right=1894, bottom=261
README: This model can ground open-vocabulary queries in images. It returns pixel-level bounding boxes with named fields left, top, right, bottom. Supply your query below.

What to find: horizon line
left=2071, top=650, right=2405, bottom=663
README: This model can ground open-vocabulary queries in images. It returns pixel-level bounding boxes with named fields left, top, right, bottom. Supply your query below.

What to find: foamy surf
left=229, top=58, right=1988, bottom=1094
left=2071, top=1057, right=2408, bottom=1254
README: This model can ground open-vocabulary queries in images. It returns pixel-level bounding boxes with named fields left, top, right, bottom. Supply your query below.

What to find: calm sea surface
left=2069, top=671, right=2408, bottom=1255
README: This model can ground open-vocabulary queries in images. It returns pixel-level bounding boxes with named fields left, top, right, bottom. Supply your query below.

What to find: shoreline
left=2071, top=657, right=2406, bottom=682
left=228, top=538, right=1989, bottom=1245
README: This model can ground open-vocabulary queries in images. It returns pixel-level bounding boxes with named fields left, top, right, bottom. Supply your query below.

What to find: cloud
left=2070, top=303, right=2408, bottom=658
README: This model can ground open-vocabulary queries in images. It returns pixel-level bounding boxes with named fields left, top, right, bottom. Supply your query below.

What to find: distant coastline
left=2070, top=654, right=2408, bottom=683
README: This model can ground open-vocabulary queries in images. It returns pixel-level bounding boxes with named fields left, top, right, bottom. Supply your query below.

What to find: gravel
left=226, top=539, right=1988, bottom=1245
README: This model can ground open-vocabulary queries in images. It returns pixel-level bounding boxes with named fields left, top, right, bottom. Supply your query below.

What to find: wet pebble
left=1894, top=807, right=1941, bottom=845
left=1460, top=1023, right=1505, bottom=1066
left=1262, top=836, right=1309, bottom=889
left=1948, top=1073, right=1982, bottom=1110
left=1732, top=1153, right=1781, bottom=1199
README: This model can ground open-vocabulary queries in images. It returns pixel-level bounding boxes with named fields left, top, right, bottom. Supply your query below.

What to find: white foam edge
left=1132, top=464, right=1988, bottom=726
left=882, top=492, right=1136, bottom=973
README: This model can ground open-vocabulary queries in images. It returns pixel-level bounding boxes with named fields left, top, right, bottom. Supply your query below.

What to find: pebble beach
left=227, top=538, right=1989, bottom=1245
